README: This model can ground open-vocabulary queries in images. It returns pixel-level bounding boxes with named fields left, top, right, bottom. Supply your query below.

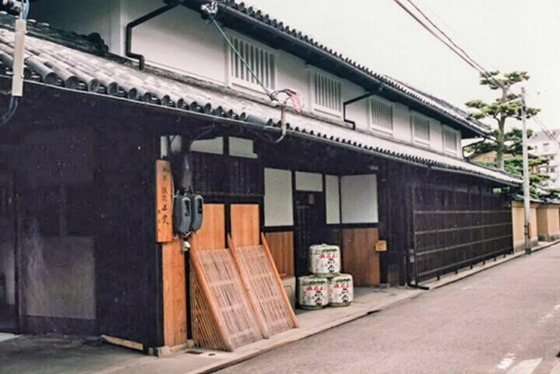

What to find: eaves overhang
left=0, top=26, right=519, bottom=186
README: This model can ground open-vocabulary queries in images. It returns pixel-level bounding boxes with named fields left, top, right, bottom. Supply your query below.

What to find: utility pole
left=522, top=87, right=531, bottom=255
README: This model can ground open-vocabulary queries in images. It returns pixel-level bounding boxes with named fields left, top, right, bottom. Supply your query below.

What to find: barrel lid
left=330, top=274, right=353, bottom=281
left=298, top=275, right=328, bottom=283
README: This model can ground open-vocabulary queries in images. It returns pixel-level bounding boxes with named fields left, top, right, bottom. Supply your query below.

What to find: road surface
left=217, top=245, right=560, bottom=374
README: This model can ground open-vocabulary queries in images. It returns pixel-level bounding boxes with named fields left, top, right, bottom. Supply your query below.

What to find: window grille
left=412, top=114, right=430, bottom=143
left=370, top=98, right=393, bottom=132
left=312, top=71, right=342, bottom=115
left=229, top=36, right=275, bottom=90
left=444, top=128, right=458, bottom=153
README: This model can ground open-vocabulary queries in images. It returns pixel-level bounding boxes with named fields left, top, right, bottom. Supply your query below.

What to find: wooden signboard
left=375, top=240, right=387, bottom=252
left=156, top=160, right=173, bottom=243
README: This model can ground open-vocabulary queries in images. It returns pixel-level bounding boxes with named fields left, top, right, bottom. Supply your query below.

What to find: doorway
left=294, top=191, right=326, bottom=277
left=0, top=174, right=17, bottom=332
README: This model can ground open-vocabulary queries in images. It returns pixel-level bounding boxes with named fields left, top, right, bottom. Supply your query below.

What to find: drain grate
left=186, top=350, right=204, bottom=355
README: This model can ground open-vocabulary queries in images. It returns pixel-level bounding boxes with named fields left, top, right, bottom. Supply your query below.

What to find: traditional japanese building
left=0, top=0, right=520, bottom=352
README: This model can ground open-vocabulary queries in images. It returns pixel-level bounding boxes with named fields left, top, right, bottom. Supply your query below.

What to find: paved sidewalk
left=93, top=287, right=423, bottom=374
left=2, top=240, right=558, bottom=374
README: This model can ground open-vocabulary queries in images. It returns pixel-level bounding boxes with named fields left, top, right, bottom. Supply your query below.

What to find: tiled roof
left=0, top=23, right=520, bottom=185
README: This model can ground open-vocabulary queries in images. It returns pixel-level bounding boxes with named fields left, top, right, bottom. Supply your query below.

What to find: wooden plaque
left=156, top=160, right=174, bottom=243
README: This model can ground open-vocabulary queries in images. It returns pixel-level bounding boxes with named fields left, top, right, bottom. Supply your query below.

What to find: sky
left=245, top=0, right=560, bottom=133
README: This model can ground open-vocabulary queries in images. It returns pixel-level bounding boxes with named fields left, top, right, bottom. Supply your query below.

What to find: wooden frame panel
left=342, top=228, right=380, bottom=286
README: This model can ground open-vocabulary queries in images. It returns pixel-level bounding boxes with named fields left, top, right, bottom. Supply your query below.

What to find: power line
left=393, top=0, right=560, bottom=151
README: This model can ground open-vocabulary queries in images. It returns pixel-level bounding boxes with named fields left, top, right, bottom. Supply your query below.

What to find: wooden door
left=0, top=174, right=17, bottom=332
left=230, top=204, right=260, bottom=247
left=342, top=228, right=380, bottom=286
left=294, top=192, right=326, bottom=277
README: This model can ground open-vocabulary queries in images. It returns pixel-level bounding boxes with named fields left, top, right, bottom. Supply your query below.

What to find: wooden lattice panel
left=233, top=242, right=298, bottom=336
left=190, top=247, right=264, bottom=351
left=190, top=265, right=228, bottom=351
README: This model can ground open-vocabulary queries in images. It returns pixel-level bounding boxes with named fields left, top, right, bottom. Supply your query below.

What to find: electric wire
left=202, top=2, right=275, bottom=101
left=393, top=0, right=560, bottom=151
left=201, top=1, right=304, bottom=116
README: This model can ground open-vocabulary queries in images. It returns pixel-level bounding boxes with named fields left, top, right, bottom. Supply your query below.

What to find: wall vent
left=312, top=71, right=342, bottom=115
left=370, top=98, right=393, bottom=132
left=229, top=36, right=275, bottom=91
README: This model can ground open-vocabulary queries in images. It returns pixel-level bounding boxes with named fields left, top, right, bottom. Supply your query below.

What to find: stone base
left=538, top=232, right=560, bottom=242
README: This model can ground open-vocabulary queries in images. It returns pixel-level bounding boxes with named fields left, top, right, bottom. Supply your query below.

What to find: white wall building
left=29, top=0, right=472, bottom=158
left=528, top=131, right=560, bottom=188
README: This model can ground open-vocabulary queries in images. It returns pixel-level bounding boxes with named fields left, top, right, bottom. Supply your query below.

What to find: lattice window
left=443, top=128, right=458, bottom=154
left=370, top=98, right=393, bottom=132
left=312, top=71, right=342, bottom=115
left=229, top=36, right=275, bottom=91
left=412, top=114, right=430, bottom=144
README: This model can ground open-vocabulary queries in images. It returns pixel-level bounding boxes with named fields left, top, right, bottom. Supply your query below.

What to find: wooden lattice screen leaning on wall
left=190, top=234, right=298, bottom=351
left=229, top=234, right=298, bottom=336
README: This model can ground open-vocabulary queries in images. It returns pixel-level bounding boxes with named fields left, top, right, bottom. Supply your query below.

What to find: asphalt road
left=216, top=245, right=560, bottom=374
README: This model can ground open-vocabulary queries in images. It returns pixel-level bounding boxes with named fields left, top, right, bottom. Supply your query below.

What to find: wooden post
left=261, top=233, right=299, bottom=328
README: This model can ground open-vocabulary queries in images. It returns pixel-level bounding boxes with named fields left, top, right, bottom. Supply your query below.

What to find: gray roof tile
left=0, top=26, right=521, bottom=185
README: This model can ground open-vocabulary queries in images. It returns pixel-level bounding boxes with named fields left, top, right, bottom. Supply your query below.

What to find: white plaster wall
left=277, top=52, right=312, bottom=107
left=229, top=137, right=257, bottom=159
left=191, top=137, right=224, bottom=155
left=340, top=174, right=378, bottom=224
left=295, top=171, right=323, bottom=192
left=264, top=168, right=293, bottom=227
left=343, top=81, right=369, bottom=130
left=430, top=119, right=444, bottom=153
left=456, top=130, right=462, bottom=157
left=325, top=175, right=341, bottom=224
left=393, top=103, right=412, bottom=142
left=31, top=0, right=469, bottom=156
left=120, top=0, right=227, bottom=84
left=29, top=0, right=121, bottom=54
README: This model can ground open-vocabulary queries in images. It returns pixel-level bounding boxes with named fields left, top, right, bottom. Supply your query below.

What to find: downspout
left=126, top=1, right=184, bottom=70
left=343, top=83, right=384, bottom=130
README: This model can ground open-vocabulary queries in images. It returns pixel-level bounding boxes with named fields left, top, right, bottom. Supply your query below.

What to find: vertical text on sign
left=156, top=160, right=174, bottom=243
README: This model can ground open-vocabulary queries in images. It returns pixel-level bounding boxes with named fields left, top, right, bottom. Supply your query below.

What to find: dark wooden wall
left=94, top=125, right=159, bottom=347
left=383, top=163, right=513, bottom=285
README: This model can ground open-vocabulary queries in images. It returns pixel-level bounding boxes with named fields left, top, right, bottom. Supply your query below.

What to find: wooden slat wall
left=342, top=228, right=380, bottom=286
left=264, top=231, right=294, bottom=278
left=162, top=238, right=187, bottom=347
left=230, top=204, right=260, bottom=247
left=190, top=204, right=226, bottom=250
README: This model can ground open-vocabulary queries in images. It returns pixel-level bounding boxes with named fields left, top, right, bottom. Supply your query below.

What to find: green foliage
left=466, top=128, right=535, bottom=157
left=470, top=128, right=550, bottom=199
left=546, top=188, right=560, bottom=200
left=466, top=71, right=540, bottom=169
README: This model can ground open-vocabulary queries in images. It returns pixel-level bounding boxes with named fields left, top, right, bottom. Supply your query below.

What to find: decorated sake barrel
left=298, top=275, right=329, bottom=310
left=328, top=274, right=354, bottom=307
left=308, top=244, right=340, bottom=277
